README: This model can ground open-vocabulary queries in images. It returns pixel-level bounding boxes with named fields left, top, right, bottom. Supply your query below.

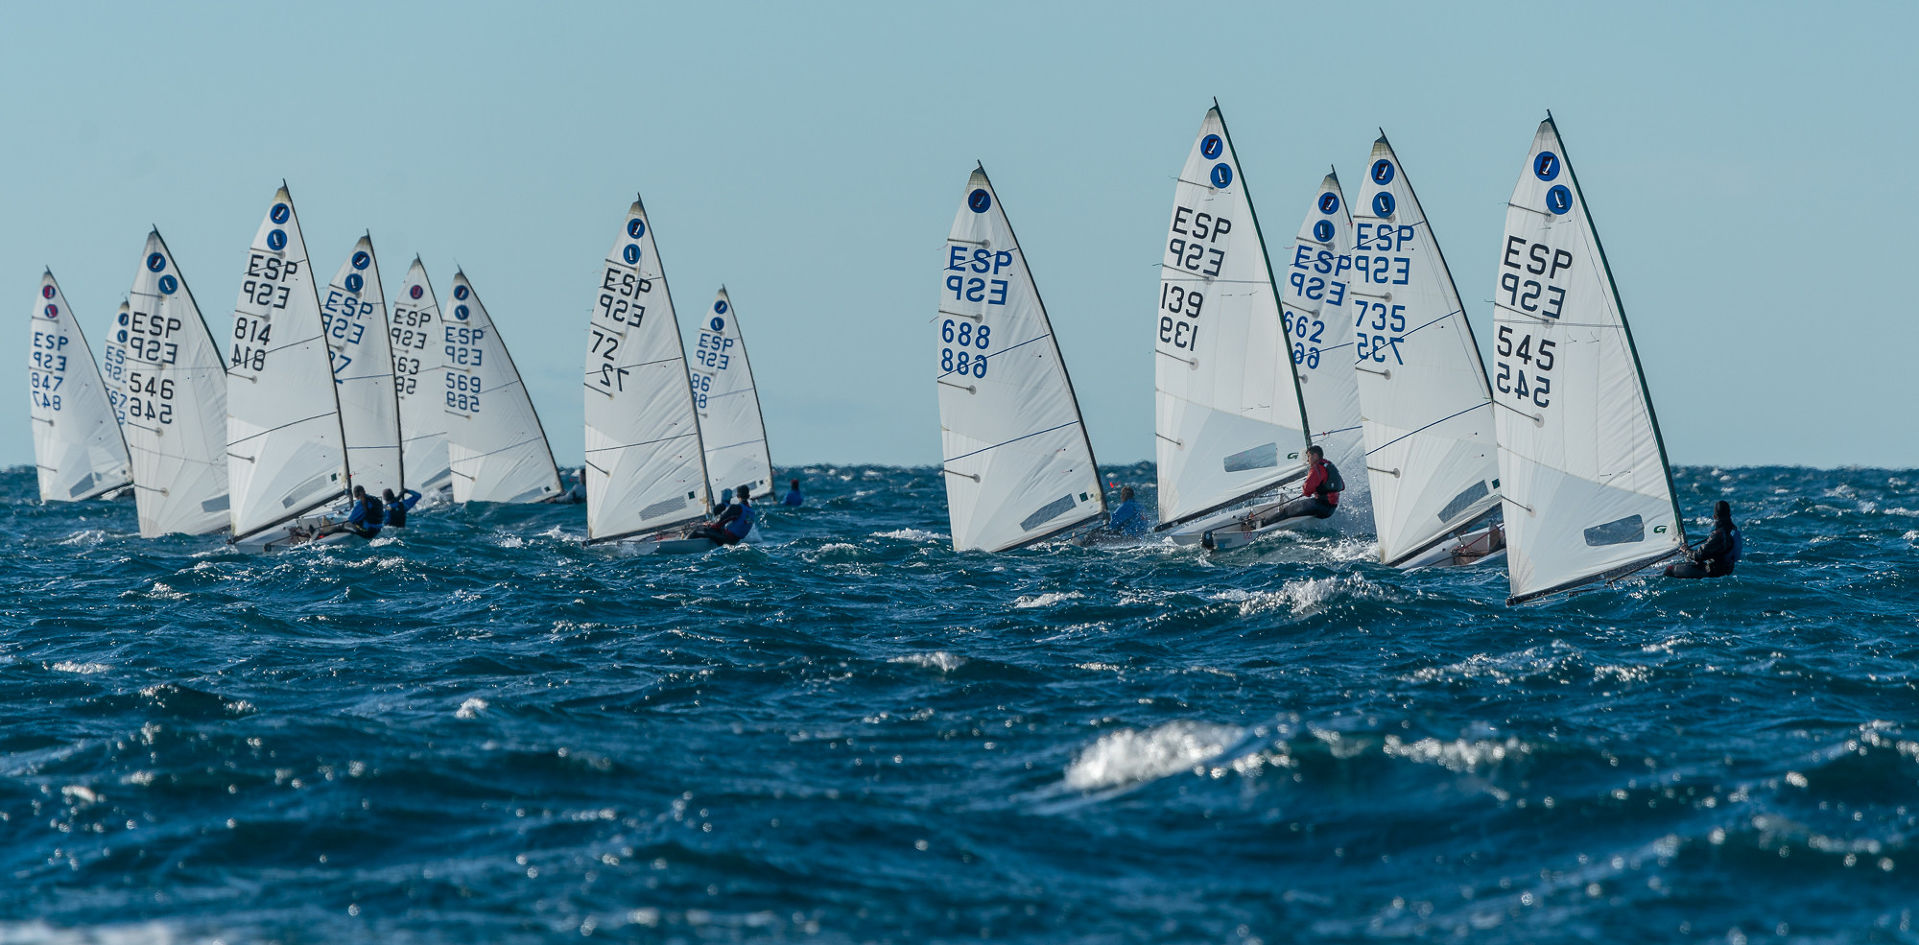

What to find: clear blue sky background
left=3, top=2, right=1911, bottom=469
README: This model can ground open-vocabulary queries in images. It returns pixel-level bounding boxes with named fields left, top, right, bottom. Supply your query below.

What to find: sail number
left=28, top=332, right=67, bottom=411
left=1352, top=223, right=1414, bottom=286
left=1159, top=283, right=1203, bottom=351
left=1167, top=206, right=1229, bottom=278
left=939, top=319, right=991, bottom=378
left=1494, top=325, right=1555, bottom=408
left=125, top=310, right=181, bottom=366
left=445, top=371, right=481, bottom=412
left=693, top=331, right=733, bottom=371
left=945, top=247, right=1011, bottom=305
left=1351, top=301, right=1405, bottom=366
left=598, top=265, right=651, bottom=328
left=1499, top=237, right=1571, bottom=319
left=390, top=303, right=433, bottom=395
left=125, top=370, right=175, bottom=424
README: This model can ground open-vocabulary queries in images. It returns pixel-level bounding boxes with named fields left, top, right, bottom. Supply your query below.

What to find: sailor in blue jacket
left=344, top=486, right=384, bottom=539
left=1104, top=486, right=1147, bottom=537
left=692, top=486, right=757, bottom=546
left=383, top=488, right=422, bottom=528
left=782, top=479, right=804, bottom=506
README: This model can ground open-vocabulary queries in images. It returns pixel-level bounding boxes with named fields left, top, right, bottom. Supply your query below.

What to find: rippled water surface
left=2, top=464, right=1916, bottom=944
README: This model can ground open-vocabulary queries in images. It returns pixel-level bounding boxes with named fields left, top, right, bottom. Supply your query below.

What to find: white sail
left=389, top=259, right=452, bottom=494
left=226, top=185, right=350, bottom=540
left=28, top=272, right=131, bottom=501
left=583, top=198, right=710, bottom=541
left=1494, top=117, right=1686, bottom=603
left=102, top=301, right=130, bottom=426
left=693, top=288, right=774, bottom=500
left=321, top=236, right=404, bottom=495
left=1154, top=107, right=1311, bottom=528
left=1350, top=134, right=1501, bottom=565
left=124, top=231, right=229, bottom=536
left=444, top=271, right=564, bottom=504
left=1279, top=171, right=1370, bottom=527
left=938, top=166, right=1104, bottom=552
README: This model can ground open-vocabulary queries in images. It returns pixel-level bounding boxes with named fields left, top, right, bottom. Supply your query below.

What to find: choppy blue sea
left=2, top=464, right=1916, bottom=944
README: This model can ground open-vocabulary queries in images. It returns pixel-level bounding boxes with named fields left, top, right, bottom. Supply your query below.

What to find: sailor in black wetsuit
left=690, top=485, right=756, bottom=546
left=1665, top=500, right=1741, bottom=579
left=1264, top=445, right=1342, bottom=524
left=383, top=488, right=422, bottom=528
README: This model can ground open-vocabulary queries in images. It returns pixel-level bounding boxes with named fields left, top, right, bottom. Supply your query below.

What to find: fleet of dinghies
left=24, top=111, right=1701, bottom=603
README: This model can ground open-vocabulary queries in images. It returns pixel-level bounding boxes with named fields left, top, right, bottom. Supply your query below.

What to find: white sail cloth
left=1279, top=172, right=1370, bottom=527
left=225, top=186, right=350, bottom=540
left=29, top=273, right=132, bottom=501
left=389, top=259, right=452, bottom=494
left=1154, top=106, right=1310, bottom=528
left=321, top=237, right=404, bottom=495
left=123, top=231, right=229, bottom=536
left=1494, top=117, right=1686, bottom=603
left=583, top=198, right=710, bottom=541
left=1350, top=135, right=1501, bottom=565
left=693, top=288, right=774, bottom=501
left=938, top=166, right=1104, bottom=552
left=443, top=272, right=564, bottom=504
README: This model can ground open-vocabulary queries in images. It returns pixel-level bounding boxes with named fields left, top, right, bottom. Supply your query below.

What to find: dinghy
left=123, top=230, right=230, bottom=537
left=1493, top=116, right=1687, bottom=603
left=321, top=236, right=404, bottom=497
left=1280, top=170, right=1372, bottom=531
left=938, top=165, right=1104, bottom=552
left=582, top=197, right=714, bottom=550
left=388, top=259, right=453, bottom=496
left=102, top=301, right=130, bottom=426
left=225, top=185, right=352, bottom=551
left=1152, top=106, right=1313, bottom=551
left=692, top=288, right=774, bottom=502
left=28, top=272, right=132, bottom=501
left=1350, top=133, right=1504, bottom=569
left=442, top=271, right=565, bottom=504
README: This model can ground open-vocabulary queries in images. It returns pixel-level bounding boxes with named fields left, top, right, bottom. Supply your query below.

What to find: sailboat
left=225, top=185, right=352, bottom=550
left=692, top=288, right=774, bottom=502
left=1494, top=116, right=1687, bottom=604
left=123, top=230, right=229, bottom=537
left=389, top=259, right=453, bottom=496
left=102, top=301, right=130, bottom=426
left=321, top=236, right=404, bottom=497
left=1152, top=105, right=1312, bottom=550
left=442, top=271, right=565, bottom=504
left=582, top=197, right=713, bottom=549
left=28, top=272, right=132, bottom=501
left=1280, top=170, right=1372, bottom=531
left=1350, top=133, right=1504, bottom=569
left=939, top=165, right=1104, bottom=552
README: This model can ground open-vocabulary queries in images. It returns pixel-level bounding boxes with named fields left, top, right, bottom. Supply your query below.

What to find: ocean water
left=2, top=464, right=1915, bottom=944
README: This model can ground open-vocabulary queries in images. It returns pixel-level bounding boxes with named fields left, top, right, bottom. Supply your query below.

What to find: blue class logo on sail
left=409, top=285, right=424, bottom=300
left=1319, top=193, right=1340, bottom=215
left=454, top=304, right=469, bottom=321
left=453, top=285, right=469, bottom=301
left=270, top=203, right=291, bottom=224
left=1200, top=134, right=1223, bottom=160
left=714, top=299, right=728, bottom=315
left=42, top=304, right=59, bottom=319
left=1546, top=185, right=1572, bottom=215
left=709, top=317, right=725, bottom=332
left=623, top=244, right=642, bottom=265
left=1371, top=159, right=1395, bottom=185
left=345, top=274, right=364, bottom=293
left=146, top=253, right=167, bottom=273
left=352, top=251, right=370, bottom=271
left=1210, top=163, right=1233, bottom=188
left=40, top=285, right=55, bottom=301
left=1372, top=192, right=1396, bottom=218
left=158, top=275, right=178, bottom=295
left=968, top=189, right=991, bottom=214
left=1534, top=152, right=1561, bottom=181
left=267, top=229, right=287, bottom=251
left=627, top=218, right=645, bottom=239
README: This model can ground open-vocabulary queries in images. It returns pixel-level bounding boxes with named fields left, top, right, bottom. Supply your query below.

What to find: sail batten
left=1351, top=135, right=1503, bottom=566
left=937, top=166, right=1104, bottom=553
left=225, top=186, right=350, bottom=541
left=443, top=272, right=564, bottom=504
left=1493, top=118, right=1687, bottom=602
left=29, top=273, right=132, bottom=502
left=1153, top=106, right=1311, bottom=528
left=583, top=197, right=710, bottom=540
left=123, top=231, right=230, bottom=536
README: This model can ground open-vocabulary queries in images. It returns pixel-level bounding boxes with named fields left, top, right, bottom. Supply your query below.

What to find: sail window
left=1437, top=480, right=1491, bottom=524
left=1019, top=494, right=1077, bottom=531
left=1221, top=443, right=1279, bottom=473
left=1583, top=514, right=1645, bottom=547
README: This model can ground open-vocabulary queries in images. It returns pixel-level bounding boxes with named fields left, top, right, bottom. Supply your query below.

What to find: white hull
left=1164, top=497, right=1343, bottom=550
left=1394, top=523, right=1508, bottom=571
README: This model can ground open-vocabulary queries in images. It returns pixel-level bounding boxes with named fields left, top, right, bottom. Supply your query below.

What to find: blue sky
left=4, top=1, right=1911, bottom=468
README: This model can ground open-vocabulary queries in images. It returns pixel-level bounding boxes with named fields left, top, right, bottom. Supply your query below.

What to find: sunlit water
left=2, top=464, right=1914, bottom=943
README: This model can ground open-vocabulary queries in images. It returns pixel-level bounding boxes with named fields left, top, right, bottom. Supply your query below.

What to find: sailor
left=1266, top=445, right=1342, bottom=523
left=691, top=485, right=756, bottom=546
left=782, top=478, right=804, bottom=506
left=1102, top=485, right=1147, bottom=537
left=344, top=486, right=385, bottom=539
left=383, top=488, right=422, bottom=528
left=1664, top=500, right=1741, bottom=579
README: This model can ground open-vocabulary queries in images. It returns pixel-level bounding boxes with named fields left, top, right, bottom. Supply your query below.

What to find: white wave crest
left=1013, top=591, right=1083, bottom=609
left=1064, top=720, right=1243, bottom=791
left=874, top=528, right=944, bottom=542
left=890, top=651, right=964, bottom=673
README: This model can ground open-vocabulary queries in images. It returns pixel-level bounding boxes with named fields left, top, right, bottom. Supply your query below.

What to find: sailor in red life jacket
left=1264, top=444, right=1343, bottom=524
